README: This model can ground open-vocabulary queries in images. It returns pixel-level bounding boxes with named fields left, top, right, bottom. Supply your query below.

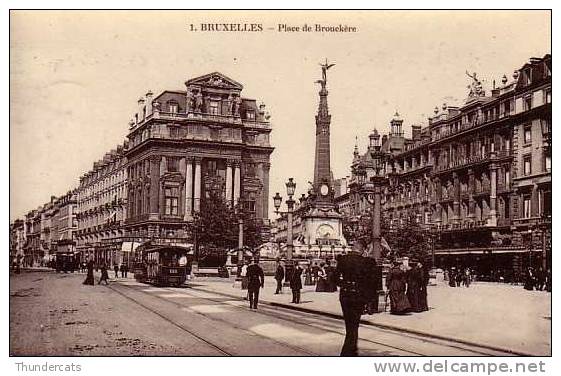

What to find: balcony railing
left=431, top=109, right=515, bottom=143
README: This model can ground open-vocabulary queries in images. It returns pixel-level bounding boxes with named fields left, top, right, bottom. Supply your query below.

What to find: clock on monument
left=320, top=184, right=329, bottom=196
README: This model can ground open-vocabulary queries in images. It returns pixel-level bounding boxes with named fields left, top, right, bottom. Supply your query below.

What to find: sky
left=9, top=10, right=551, bottom=221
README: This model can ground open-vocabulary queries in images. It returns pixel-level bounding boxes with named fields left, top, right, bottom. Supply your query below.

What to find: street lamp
left=273, top=178, right=297, bottom=285
left=354, top=147, right=388, bottom=262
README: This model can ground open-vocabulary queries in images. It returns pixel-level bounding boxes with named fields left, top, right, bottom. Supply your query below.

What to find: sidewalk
left=188, top=276, right=551, bottom=356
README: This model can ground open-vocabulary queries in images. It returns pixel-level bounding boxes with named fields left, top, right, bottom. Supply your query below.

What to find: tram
left=134, top=244, right=193, bottom=287
left=55, top=251, right=78, bottom=273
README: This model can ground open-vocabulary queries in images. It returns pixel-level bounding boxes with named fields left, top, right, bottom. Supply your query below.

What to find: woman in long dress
left=386, top=261, right=411, bottom=314
left=315, top=263, right=327, bottom=292
left=83, top=259, right=95, bottom=285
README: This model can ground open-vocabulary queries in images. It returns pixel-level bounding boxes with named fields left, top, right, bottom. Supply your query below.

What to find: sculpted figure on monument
left=194, top=91, right=204, bottom=112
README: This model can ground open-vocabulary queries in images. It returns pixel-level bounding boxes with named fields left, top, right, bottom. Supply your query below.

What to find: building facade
left=124, top=72, right=274, bottom=248
left=53, top=190, right=78, bottom=255
left=75, top=145, right=128, bottom=265
left=337, top=55, right=551, bottom=278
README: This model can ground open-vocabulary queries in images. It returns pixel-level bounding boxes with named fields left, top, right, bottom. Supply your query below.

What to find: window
left=544, top=154, right=551, bottom=172
left=544, top=89, right=551, bottom=104
left=167, top=157, right=179, bottom=172
left=209, top=101, right=220, bottom=115
left=505, top=167, right=510, bottom=187
left=523, top=125, right=532, bottom=144
left=164, top=187, right=179, bottom=216
left=246, top=110, right=255, bottom=120
left=523, top=155, right=532, bottom=176
left=524, top=95, right=532, bottom=111
left=523, top=195, right=531, bottom=218
left=168, top=101, right=178, bottom=114
left=169, top=126, right=180, bottom=139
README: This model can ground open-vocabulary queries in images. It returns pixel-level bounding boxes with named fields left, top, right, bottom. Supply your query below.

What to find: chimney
left=137, top=97, right=145, bottom=123
left=382, top=134, right=388, bottom=146
left=411, top=125, right=422, bottom=140
left=145, top=90, right=153, bottom=116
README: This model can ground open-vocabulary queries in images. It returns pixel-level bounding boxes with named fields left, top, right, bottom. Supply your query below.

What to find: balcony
left=136, top=109, right=271, bottom=129
left=431, top=110, right=514, bottom=143
left=435, top=150, right=512, bottom=175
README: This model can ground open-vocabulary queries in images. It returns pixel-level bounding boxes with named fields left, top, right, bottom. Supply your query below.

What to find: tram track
left=111, top=280, right=516, bottom=356
left=179, top=284, right=517, bottom=356
left=107, top=283, right=233, bottom=355
left=109, top=282, right=319, bottom=356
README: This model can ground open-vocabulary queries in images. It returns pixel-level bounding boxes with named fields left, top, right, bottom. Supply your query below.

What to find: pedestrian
left=406, top=261, right=423, bottom=312
left=316, top=263, right=327, bottom=292
left=545, top=269, right=552, bottom=292
left=387, top=260, right=411, bottom=315
left=419, top=262, right=430, bottom=312
left=304, top=265, right=313, bottom=286
left=290, top=263, right=303, bottom=304
left=536, top=267, right=545, bottom=291
left=326, top=260, right=338, bottom=292
left=448, top=268, right=456, bottom=287
left=240, top=260, right=249, bottom=299
left=524, top=267, right=535, bottom=291
left=462, top=268, right=471, bottom=287
left=274, top=261, right=285, bottom=294
left=83, top=259, right=95, bottom=285
left=120, top=264, right=125, bottom=278
left=246, top=258, right=264, bottom=310
left=98, top=263, right=109, bottom=285
left=312, top=263, right=319, bottom=284
left=455, top=268, right=463, bottom=287
left=114, top=264, right=119, bottom=279
left=335, top=240, right=369, bottom=356
left=123, top=263, right=128, bottom=278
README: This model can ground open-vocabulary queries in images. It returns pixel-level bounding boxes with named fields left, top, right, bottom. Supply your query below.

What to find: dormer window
left=246, top=110, right=255, bottom=120
left=168, top=101, right=178, bottom=114
left=209, top=101, right=220, bottom=115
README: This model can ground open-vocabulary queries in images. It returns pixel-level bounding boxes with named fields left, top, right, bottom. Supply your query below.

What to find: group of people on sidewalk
left=386, top=260, right=430, bottom=315
left=524, top=266, right=552, bottom=292
left=446, top=267, right=472, bottom=288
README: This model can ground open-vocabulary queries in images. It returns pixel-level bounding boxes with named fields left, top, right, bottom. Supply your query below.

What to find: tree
left=187, top=190, right=263, bottom=255
left=342, top=209, right=430, bottom=262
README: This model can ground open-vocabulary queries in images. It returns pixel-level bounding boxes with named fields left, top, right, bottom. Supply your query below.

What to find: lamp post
left=273, top=178, right=297, bottom=284
left=355, top=136, right=388, bottom=262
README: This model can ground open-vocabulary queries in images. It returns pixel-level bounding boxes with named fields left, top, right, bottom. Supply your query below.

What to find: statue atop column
left=316, top=59, right=335, bottom=91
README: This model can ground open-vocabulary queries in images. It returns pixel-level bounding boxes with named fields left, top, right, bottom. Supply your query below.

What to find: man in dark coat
left=448, top=268, right=457, bottom=287
left=83, top=259, right=95, bottom=285
left=290, top=264, right=303, bottom=303
left=406, top=262, right=423, bottom=312
left=335, top=242, right=369, bottom=356
left=246, top=258, right=265, bottom=309
left=274, top=262, right=285, bottom=294
left=114, top=264, right=120, bottom=279
left=387, top=260, right=411, bottom=315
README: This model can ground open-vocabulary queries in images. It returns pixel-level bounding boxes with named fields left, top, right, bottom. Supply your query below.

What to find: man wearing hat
left=335, top=240, right=369, bottom=356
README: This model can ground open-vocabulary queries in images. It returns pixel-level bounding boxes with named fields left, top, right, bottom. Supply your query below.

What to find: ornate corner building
left=124, top=72, right=274, bottom=246
left=337, top=55, right=551, bottom=277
